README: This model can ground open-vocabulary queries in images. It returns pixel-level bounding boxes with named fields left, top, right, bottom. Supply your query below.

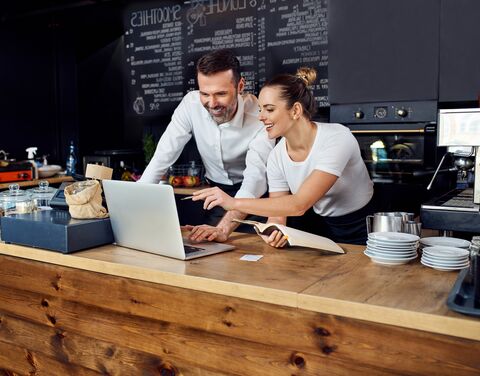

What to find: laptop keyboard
left=184, top=245, right=206, bottom=254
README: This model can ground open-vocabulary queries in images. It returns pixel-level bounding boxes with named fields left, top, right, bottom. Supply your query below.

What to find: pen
left=180, top=195, right=194, bottom=200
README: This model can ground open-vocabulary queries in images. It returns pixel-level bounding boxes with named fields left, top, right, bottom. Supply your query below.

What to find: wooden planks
left=0, top=255, right=479, bottom=375
left=1, top=237, right=478, bottom=341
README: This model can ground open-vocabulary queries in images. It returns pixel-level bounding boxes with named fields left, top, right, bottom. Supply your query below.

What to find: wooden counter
left=0, top=234, right=479, bottom=375
left=0, top=175, right=73, bottom=190
left=173, top=185, right=209, bottom=195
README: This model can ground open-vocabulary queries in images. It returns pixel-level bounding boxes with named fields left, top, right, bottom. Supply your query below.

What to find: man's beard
left=205, top=93, right=238, bottom=124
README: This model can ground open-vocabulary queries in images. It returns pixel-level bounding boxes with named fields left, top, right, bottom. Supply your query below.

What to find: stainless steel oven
left=330, top=101, right=450, bottom=213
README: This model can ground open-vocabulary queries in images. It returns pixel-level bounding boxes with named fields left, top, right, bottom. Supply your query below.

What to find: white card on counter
left=240, top=254, right=263, bottom=262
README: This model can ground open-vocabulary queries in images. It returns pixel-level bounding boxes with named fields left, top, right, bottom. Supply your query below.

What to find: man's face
left=197, top=70, right=244, bottom=124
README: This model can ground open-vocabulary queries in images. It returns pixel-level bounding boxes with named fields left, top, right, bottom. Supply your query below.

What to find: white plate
left=421, top=255, right=469, bottom=267
left=368, top=232, right=420, bottom=242
left=364, top=251, right=417, bottom=265
left=421, top=259, right=469, bottom=271
left=366, top=246, right=417, bottom=256
left=365, top=249, right=417, bottom=260
left=420, top=237, right=470, bottom=249
left=422, top=253, right=469, bottom=264
left=422, top=246, right=470, bottom=258
left=367, top=240, right=418, bottom=248
left=367, top=240, right=416, bottom=250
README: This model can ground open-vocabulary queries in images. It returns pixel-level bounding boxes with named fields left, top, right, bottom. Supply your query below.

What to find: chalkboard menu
left=124, top=0, right=328, bottom=117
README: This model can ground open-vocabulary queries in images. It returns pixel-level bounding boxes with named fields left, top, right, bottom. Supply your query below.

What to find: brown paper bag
left=64, top=180, right=108, bottom=219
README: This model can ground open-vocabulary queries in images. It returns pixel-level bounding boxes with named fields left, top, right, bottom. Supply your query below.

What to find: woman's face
left=258, top=86, right=294, bottom=139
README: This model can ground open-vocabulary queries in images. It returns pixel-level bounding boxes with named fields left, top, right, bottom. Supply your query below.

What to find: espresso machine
left=421, top=108, right=480, bottom=233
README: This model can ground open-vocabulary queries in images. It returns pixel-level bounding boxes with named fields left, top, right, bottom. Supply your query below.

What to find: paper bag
left=64, top=180, right=108, bottom=219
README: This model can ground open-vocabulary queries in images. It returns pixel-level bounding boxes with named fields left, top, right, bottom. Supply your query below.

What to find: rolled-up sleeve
left=138, top=98, right=193, bottom=184
left=234, top=127, right=274, bottom=199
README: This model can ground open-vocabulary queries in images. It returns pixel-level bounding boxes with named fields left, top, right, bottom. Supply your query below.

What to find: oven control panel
left=330, top=100, right=437, bottom=125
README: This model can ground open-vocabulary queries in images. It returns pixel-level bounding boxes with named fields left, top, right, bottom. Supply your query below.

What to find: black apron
left=287, top=200, right=374, bottom=245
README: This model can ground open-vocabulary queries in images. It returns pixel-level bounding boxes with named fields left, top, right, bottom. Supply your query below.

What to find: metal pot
left=366, top=211, right=415, bottom=233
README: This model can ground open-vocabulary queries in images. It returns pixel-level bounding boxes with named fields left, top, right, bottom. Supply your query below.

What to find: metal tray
left=446, top=268, right=480, bottom=317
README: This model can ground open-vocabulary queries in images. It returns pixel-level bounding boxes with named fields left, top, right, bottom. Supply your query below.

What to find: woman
left=192, top=67, right=374, bottom=246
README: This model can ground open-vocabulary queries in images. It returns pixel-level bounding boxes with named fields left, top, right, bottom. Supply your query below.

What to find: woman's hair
left=196, top=49, right=241, bottom=85
left=263, top=67, right=317, bottom=119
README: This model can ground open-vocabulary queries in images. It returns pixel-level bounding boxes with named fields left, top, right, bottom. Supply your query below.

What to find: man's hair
left=196, top=49, right=241, bottom=85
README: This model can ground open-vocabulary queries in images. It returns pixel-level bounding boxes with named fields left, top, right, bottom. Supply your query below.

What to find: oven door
left=352, top=126, right=437, bottom=184
left=350, top=125, right=450, bottom=213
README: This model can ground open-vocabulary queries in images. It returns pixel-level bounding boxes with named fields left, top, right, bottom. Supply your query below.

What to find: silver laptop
left=102, top=180, right=235, bottom=260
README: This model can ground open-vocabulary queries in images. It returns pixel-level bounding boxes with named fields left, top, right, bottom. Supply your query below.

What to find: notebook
left=102, top=180, right=235, bottom=260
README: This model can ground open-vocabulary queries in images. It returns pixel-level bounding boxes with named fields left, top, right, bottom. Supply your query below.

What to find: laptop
left=102, top=180, right=235, bottom=260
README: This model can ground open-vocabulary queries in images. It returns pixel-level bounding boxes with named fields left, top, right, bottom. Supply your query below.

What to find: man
left=139, top=49, right=274, bottom=242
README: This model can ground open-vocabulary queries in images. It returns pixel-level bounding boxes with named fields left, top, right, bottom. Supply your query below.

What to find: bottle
left=66, top=141, right=77, bottom=176
left=25, top=146, right=39, bottom=179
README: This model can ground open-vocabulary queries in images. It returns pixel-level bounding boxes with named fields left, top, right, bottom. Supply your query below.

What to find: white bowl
left=38, top=165, right=63, bottom=178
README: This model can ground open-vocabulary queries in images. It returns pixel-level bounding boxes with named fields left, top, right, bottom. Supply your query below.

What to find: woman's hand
left=260, top=230, right=289, bottom=248
left=192, top=187, right=236, bottom=211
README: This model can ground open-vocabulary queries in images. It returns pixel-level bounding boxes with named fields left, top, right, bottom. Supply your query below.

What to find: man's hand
left=192, top=187, right=236, bottom=211
left=183, top=224, right=229, bottom=242
left=260, top=230, right=289, bottom=248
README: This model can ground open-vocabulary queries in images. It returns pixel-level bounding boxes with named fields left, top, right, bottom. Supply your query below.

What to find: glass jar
left=0, top=183, right=35, bottom=217
left=187, top=161, right=200, bottom=177
left=27, top=180, right=57, bottom=208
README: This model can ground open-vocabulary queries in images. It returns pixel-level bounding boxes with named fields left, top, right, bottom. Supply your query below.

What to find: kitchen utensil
left=403, top=220, right=422, bottom=236
left=366, top=212, right=404, bottom=233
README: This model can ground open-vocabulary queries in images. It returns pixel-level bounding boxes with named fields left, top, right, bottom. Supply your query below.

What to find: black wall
left=328, top=0, right=440, bottom=104
left=328, top=0, right=480, bottom=106
left=439, top=0, right=480, bottom=103
left=1, top=0, right=479, bottom=170
left=0, top=1, right=130, bottom=169
left=0, top=17, right=60, bottom=162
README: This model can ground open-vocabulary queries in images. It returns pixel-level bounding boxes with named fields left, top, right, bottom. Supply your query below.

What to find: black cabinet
left=328, top=0, right=440, bottom=104
left=439, top=0, right=480, bottom=103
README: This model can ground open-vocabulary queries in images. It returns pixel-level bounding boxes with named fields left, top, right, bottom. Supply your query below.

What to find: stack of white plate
left=421, top=246, right=470, bottom=271
left=364, top=232, right=420, bottom=265
left=419, top=237, right=470, bottom=251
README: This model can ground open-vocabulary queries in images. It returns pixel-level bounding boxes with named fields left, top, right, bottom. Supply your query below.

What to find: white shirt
left=139, top=91, right=274, bottom=198
left=267, top=122, right=373, bottom=217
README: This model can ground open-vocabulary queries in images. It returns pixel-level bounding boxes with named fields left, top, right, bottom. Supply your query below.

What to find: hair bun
left=295, top=67, right=317, bottom=86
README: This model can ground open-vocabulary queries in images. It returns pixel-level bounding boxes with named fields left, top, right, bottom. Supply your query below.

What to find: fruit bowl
left=167, top=163, right=204, bottom=187
left=168, top=175, right=201, bottom=187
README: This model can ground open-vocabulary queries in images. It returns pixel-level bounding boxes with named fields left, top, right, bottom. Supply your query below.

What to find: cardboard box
left=0, top=209, right=114, bottom=253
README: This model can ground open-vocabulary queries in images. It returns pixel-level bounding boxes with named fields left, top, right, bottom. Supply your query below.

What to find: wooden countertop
left=0, top=175, right=73, bottom=190
left=1, top=178, right=200, bottom=193
left=0, top=234, right=478, bottom=341
left=173, top=185, right=208, bottom=195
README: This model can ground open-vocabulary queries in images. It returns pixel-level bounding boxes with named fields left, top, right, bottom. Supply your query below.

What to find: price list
left=183, top=1, right=259, bottom=94
left=257, top=0, right=329, bottom=106
left=124, top=2, right=186, bottom=116
left=123, top=0, right=329, bottom=117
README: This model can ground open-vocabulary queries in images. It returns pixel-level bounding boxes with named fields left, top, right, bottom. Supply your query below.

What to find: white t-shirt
left=139, top=91, right=274, bottom=199
left=267, top=122, right=373, bottom=217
